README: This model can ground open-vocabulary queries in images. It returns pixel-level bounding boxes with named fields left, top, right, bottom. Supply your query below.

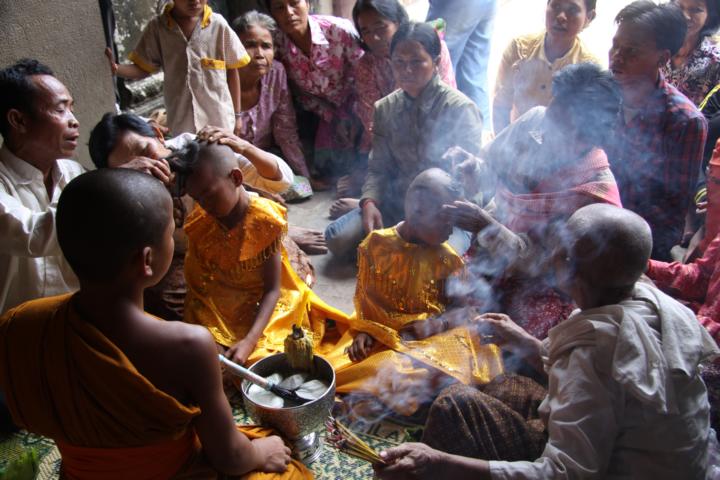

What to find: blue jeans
left=427, top=0, right=497, bottom=129
left=325, top=208, right=472, bottom=258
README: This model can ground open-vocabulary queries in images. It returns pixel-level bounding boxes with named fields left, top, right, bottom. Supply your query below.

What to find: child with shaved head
left=178, top=142, right=349, bottom=367
left=327, top=168, right=503, bottom=417
left=375, top=204, right=719, bottom=479
left=0, top=169, right=312, bottom=478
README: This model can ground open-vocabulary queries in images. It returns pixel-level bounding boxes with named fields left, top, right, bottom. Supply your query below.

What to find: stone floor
left=287, top=191, right=358, bottom=315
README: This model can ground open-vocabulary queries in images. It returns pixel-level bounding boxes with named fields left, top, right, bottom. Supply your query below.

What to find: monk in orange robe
left=0, top=169, right=311, bottom=479
left=179, top=142, right=349, bottom=367
left=326, top=169, right=504, bottom=416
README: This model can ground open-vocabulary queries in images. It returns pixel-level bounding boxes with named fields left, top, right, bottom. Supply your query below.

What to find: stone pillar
left=0, top=0, right=116, bottom=168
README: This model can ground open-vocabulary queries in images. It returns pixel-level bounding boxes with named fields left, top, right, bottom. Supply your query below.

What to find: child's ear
left=229, top=168, right=244, bottom=187
left=141, top=246, right=155, bottom=278
left=6, top=109, right=28, bottom=134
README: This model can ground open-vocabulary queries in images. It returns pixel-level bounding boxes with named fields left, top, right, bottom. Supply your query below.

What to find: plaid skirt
left=422, top=374, right=547, bottom=461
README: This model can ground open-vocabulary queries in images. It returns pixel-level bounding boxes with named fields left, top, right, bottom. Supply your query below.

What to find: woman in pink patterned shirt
left=233, top=12, right=311, bottom=180
left=266, top=0, right=365, bottom=188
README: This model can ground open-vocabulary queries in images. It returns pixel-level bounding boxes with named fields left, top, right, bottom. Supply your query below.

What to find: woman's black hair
left=352, top=0, right=409, bottom=51
left=615, top=0, right=687, bottom=56
left=88, top=113, right=156, bottom=169
left=389, top=21, right=441, bottom=59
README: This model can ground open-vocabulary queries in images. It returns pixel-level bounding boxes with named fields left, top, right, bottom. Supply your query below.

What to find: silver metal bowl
left=241, top=353, right=335, bottom=464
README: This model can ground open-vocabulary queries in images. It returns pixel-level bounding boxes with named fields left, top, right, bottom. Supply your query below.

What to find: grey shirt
left=362, top=74, right=483, bottom=221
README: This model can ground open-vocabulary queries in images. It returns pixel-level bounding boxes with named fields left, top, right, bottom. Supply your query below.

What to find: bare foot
left=335, top=175, right=356, bottom=198
left=289, top=225, right=328, bottom=255
left=329, top=198, right=359, bottom=220
left=336, top=171, right=365, bottom=198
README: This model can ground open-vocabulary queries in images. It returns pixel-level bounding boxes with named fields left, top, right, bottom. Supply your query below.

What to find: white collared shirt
left=0, top=145, right=84, bottom=313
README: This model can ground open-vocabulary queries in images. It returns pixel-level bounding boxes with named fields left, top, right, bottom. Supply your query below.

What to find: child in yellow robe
left=326, top=168, right=504, bottom=416
left=180, top=142, right=349, bottom=366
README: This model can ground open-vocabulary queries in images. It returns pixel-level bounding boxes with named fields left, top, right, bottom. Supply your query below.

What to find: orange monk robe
left=0, top=294, right=312, bottom=479
left=325, top=227, right=504, bottom=416
left=184, top=196, right=350, bottom=363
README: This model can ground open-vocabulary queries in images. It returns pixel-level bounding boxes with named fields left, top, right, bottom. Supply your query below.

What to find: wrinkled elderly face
left=239, top=24, right=275, bottom=77
left=269, top=0, right=309, bottom=37
left=22, top=75, right=80, bottom=159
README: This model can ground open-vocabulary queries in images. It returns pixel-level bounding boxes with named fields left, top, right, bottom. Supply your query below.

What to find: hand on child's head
left=119, top=157, right=173, bottom=186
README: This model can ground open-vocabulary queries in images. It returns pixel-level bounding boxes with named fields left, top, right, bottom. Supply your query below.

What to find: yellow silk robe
left=326, top=227, right=504, bottom=415
left=0, top=294, right=312, bottom=479
left=184, top=196, right=349, bottom=363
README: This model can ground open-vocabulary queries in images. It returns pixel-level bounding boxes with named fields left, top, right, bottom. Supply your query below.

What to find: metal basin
left=241, top=353, right=335, bottom=464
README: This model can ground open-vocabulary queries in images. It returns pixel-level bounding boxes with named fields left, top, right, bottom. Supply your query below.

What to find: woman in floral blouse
left=265, top=0, right=364, bottom=188
left=662, top=0, right=720, bottom=106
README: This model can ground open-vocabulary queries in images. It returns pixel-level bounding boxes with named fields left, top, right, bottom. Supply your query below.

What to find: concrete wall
left=0, top=1, right=116, bottom=168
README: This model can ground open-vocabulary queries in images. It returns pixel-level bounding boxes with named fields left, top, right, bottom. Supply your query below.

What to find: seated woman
left=325, top=22, right=483, bottom=259
left=330, top=0, right=457, bottom=217
left=326, top=169, right=503, bottom=417
left=444, top=62, right=622, bottom=340
left=232, top=11, right=313, bottom=199
left=493, top=0, right=598, bottom=134
left=662, top=0, right=720, bottom=106
left=266, top=0, right=364, bottom=189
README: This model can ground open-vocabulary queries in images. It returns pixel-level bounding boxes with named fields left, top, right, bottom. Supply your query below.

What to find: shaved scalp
left=170, top=141, right=240, bottom=179
left=565, top=204, right=652, bottom=290
left=57, top=169, right=173, bottom=282
left=407, top=168, right=462, bottom=201
left=198, top=142, right=240, bottom=176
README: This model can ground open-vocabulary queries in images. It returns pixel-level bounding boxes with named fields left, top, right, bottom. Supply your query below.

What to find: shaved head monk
left=375, top=204, right=718, bottom=479
left=0, top=168, right=312, bottom=479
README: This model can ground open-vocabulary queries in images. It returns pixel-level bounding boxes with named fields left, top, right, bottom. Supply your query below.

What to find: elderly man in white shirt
left=373, top=205, right=719, bottom=480
left=0, top=59, right=84, bottom=314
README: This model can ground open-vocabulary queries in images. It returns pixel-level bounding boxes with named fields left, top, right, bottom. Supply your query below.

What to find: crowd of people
left=1, top=0, right=720, bottom=478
